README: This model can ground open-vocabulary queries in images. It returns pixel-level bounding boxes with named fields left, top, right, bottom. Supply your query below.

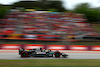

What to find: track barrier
left=0, top=44, right=100, bottom=51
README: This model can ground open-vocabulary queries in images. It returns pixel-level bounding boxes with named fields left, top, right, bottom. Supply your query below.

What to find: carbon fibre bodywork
left=19, top=48, right=68, bottom=58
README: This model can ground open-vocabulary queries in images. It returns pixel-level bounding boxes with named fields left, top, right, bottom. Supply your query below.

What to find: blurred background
left=0, top=0, right=100, bottom=67
left=0, top=0, right=100, bottom=45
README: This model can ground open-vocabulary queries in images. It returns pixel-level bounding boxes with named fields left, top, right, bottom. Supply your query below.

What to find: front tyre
left=54, top=52, right=61, bottom=58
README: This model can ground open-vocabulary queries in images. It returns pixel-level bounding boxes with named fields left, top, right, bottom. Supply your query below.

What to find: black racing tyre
left=54, top=52, right=61, bottom=58
left=21, top=51, right=28, bottom=58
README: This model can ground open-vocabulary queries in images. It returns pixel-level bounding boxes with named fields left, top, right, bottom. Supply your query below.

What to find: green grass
left=0, top=59, right=100, bottom=67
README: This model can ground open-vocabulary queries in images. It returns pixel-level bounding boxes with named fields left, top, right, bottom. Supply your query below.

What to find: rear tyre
left=21, top=51, right=28, bottom=58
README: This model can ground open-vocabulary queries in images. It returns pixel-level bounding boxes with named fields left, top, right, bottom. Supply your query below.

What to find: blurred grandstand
left=0, top=9, right=100, bottom=42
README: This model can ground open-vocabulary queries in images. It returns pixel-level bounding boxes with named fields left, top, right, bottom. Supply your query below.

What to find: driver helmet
left=40, top=47, right=43, bottom=50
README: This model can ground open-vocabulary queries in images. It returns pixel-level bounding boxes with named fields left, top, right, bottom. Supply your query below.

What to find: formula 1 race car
left=19, top=48, right=68, bottom=58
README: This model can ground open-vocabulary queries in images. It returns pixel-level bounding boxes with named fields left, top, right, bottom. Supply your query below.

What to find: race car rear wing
left=19, top=48, right=25, bottom=55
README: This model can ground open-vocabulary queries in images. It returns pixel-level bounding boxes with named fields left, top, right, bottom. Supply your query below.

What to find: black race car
left=19, top=48, right=68, bottom=58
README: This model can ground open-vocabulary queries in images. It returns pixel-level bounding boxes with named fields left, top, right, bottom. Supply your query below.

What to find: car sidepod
left=46, top=52, right=54, bottom=57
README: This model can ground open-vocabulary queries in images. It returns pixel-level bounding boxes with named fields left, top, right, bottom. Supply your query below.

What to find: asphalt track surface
left=0, top=50, right=100, bottom=60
